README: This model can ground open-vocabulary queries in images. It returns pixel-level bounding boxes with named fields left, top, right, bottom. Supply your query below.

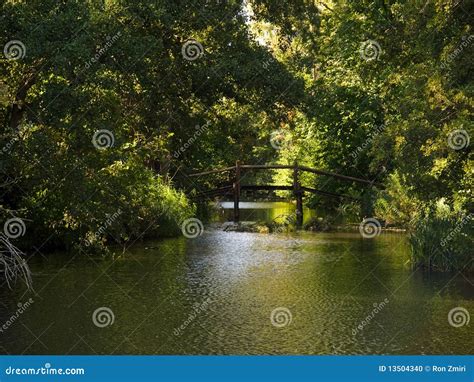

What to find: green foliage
left=374, top=171, right=421, bottom=227
left=409, top=211, right=473, bottom=272
left=251, top=0, right=472, bottom=270
left=0, top=0, right=471, bottom=271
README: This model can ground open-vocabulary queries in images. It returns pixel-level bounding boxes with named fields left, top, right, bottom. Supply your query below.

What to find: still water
left=0, top=203, right=472, bottom=355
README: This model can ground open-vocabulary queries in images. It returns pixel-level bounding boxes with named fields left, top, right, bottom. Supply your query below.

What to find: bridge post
left=293, top=162, right=303, bottom=228
left=233, top=160, right=241, bottom=223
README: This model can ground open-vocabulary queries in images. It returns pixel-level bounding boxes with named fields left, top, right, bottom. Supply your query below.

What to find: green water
left=0, top=203, right=472, bottom=354
left=217, top=201, right=316, bottom=224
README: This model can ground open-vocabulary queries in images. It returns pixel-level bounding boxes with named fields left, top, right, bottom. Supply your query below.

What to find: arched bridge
left=188, top=162, right=381, bottom=227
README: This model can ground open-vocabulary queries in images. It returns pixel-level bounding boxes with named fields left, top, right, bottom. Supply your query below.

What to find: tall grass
left=409, top=213, right=473, bottom=272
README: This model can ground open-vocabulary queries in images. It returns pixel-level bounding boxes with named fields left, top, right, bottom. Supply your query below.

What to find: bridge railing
left=187, top=161, right=381, bottom=226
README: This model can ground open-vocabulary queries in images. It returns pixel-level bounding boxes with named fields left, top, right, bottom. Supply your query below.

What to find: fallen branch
left=0, top=234, right=32, bottom=290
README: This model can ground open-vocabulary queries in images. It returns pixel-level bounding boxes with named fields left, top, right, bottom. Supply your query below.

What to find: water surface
left=0, top=204, right=472, bottom=355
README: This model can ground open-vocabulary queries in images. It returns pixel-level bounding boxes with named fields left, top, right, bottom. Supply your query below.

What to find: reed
left=409, top=213, right=473, bottom=272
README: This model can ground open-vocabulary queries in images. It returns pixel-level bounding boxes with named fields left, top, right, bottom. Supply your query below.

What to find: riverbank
left=220, top=221, right=407, bottom=234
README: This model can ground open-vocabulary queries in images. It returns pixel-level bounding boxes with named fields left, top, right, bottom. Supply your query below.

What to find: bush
left=409, top=211, right=473, bottom=272
left=374, top=172, right=420, bottom=227
left=7, top=151, right=194, bottom=252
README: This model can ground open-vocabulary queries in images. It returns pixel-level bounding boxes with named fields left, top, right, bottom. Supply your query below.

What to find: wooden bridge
left=188, top=162, right=380, bottom=227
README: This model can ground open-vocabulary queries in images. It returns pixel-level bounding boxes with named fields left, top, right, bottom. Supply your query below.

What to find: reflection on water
left=216, top=201, right=315, bottom=224
left=0, top=206, right=472, bottom=355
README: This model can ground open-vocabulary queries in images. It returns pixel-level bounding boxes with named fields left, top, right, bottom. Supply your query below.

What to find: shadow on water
left=0, top=203, right=472, bottom=354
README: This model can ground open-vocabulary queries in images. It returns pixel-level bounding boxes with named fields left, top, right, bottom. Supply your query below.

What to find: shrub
left=9, top=154, right=194, bottom=252
left=409, top=211, right=473, bottom=272
left=374, top=172, right=421, bottom=227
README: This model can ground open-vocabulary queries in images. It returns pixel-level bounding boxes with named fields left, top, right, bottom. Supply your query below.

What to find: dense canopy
left=1, top=0, right=472, bottom=270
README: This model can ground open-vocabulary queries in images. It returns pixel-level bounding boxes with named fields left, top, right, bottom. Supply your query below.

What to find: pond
left=0, top=203, right=472, bottom=354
